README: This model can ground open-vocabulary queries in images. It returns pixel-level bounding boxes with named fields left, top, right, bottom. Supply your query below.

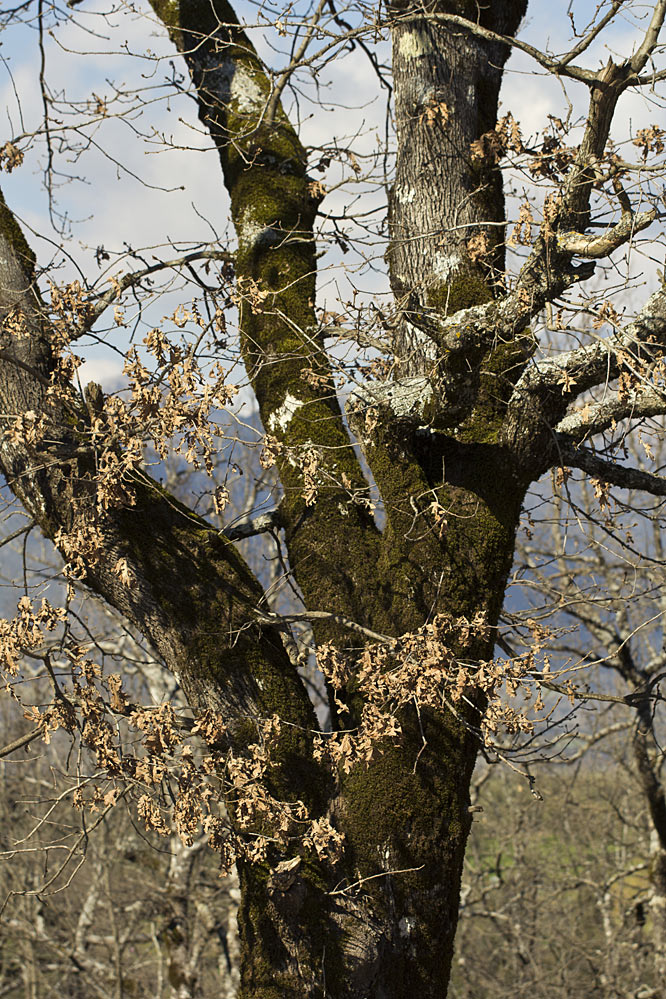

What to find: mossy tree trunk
left=3, top=0, right=653, bottom=996
left=0, top=0, right=530, bottom=993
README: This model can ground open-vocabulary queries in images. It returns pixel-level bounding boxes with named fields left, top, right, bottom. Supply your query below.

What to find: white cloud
left=77, top=355, right=125, bottom=391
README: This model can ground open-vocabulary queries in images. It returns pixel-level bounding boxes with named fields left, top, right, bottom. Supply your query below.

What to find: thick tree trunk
left=5, top=1, right=666, bottom=993
left=0, top=2, right=533, bottom=996
left=144, top=5, right=529, bottom=995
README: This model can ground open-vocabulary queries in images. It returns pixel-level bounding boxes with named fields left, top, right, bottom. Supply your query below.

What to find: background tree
left=500, top=441, right=666, bottom=992
left=1, top=1, right=666, bottom=996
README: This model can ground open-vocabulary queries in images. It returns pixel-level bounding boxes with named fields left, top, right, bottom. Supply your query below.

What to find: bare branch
left=558, top=1, right=627, bottom=68
left=0, top=727, right=42, bottom=758
left=85, top=247, right=234, bottom=329
left=222, top=510, right=280, bottom=541
left=556, top=439, right=666, bottom=497
left=555, top=386, right=666, bottom=440
left=264, top=0, right=328, bottom=125
left=513, top=286, right=666, bottom=403
left=630, top=0, right=666, bottom=75
left=256, top=608, right=392, bottom=645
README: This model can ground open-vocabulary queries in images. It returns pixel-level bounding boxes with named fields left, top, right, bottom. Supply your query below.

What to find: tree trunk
left=0, top=2, right=534, bottom=996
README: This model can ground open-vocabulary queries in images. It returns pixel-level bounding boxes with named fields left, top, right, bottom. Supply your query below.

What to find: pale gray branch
left=222, top=510, right=280, bottom=541
left=555, top=386, right=666, bottom=439
left=513, top=286, right=666, bottom=402
left=410, top=259, right=594, bottom=363
left=630, top=0, right=666, bottom=75
left=556, top=208, right=657, bottom=258
left=257, top=609, right=391, bottom=645
left=348, top=376, right=433, bottom=428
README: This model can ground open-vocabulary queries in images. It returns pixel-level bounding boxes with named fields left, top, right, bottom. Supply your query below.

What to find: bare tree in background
left=1, top=1, right=666, bottom=995
left=503, top=447, right=666, bottom=992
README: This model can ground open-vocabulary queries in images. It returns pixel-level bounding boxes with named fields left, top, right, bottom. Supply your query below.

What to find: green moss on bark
left=427, top=269, right=494, bottom=318
left=0, top=188, right=36, bottom=279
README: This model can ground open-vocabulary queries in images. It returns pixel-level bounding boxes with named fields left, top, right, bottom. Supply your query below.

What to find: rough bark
left=0, top=0, right=531, bottom=993
left=149, top=0, right=386, bottom=643
left=387, top=0, right=527, bottom=378
left=3, top=0, right=666, bottom=996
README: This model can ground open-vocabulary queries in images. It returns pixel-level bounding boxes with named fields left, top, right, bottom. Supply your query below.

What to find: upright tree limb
left=147, top=0, right=386, bottom=642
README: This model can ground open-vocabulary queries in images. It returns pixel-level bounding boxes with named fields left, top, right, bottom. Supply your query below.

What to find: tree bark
left=388, top=1, right=527, bottom=378
left=5, top=1, right=645, bottom=996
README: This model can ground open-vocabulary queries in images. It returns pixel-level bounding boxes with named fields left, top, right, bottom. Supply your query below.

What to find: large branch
left=516, top=287, right=666, bottom=402
left=147, top=0, right=386, bottom=639
left=555, top=385, right=666, bottom=440
left=502, top=286, right=666, bottom=475
left=556, top=207, right=656, bottom=258
left=0, top=187, right=317, bottom=762
left=555, top=440, right=666, bottom=498
left=406, top=254, right=594, bottom=380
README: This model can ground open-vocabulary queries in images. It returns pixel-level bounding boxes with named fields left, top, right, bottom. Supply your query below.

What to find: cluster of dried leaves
left=315, top=612, right=550, bottom=776
left=1, top=570, right=557, bottom=872
left=0, top=598, right=346, bottom=868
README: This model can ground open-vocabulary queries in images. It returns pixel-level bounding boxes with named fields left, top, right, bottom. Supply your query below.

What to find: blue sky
left=0, top=0, right=663, bottom=392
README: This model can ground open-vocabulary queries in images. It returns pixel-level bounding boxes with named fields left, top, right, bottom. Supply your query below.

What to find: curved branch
left=147, top=0, right=384, bottom=641
left=0, top=184, right=317, bottom=750
left=555, top=439, right=666, bottom=497
left=84, top=248, right=235, bottom=330
left=512, top=286, right=666, bottom=405
left=630, top=0, right=666, bottom=75
left=555, top=385, right=666, bottom=440
left=556, top=207, right=657, bottom=258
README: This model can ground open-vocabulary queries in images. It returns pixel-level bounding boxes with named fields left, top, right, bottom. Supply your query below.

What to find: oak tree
left=2, top=1, right=666, bottom=996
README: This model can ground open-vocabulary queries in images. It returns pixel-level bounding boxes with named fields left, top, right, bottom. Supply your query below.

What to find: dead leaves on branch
left=0, top=259, right=569, bottom=867
left=470, top=111, right=577, bottom=181
left=0, top=606, right=342, bottom=867
left=0, top=140, right=24, bottom=172
left=0, top=596, right=65, bottom=675
left=0, top=590, right=559, bottom=874
left=315, top=612, right=553, bottom=775
left=470, top=112, right=526, bottom=167
left=5, top=278, right=242, bottom=581
left=633, top=124, right=665, bottom=160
